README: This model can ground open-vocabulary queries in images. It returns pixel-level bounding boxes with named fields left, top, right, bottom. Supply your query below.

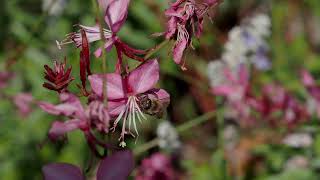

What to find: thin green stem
left=176, top=111, right=216, bottom=133
left=91, top=0, right=108, bottom=107
left=144, top=40, right=170, bottom=59
left=133, top=111, right=216, bottom=155
left=133, top=138, right=160, bottom=156
left=217, top=108, right=224, bottom=149
left=217, top=108, right=229, bottom=180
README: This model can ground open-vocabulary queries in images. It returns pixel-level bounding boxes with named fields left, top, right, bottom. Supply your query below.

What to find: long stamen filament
left=113, top=96, right=147, bottom=147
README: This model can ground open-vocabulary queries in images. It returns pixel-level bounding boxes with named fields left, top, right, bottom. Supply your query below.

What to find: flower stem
left=133, top=138, right=159, bottom=156
left=133, top=111, right=216, bottom=155
left=176, top=111, right=216, bottom=133
left=217, top=108, right=229, bottom=179
left=144, top=40, right=170, bottom=59
left=91, top=0, right=108, bottom=106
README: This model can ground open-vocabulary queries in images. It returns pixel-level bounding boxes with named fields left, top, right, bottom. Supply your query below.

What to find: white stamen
left=56, top=28, right=112, bottom=49
left=112, top=96, right=147, bottom=147
left=177, top=24, right=189, bottom=42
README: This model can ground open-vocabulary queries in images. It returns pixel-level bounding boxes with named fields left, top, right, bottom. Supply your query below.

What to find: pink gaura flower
left=212, top=65, right=257, bottom=124
left=257, top=84, right=309, bottom=127
left=301, top=70, right=320, bottom=118
left=136, top=153, right=177, bottom=180
left=88, top=59, right=170, bottom=147
left=39, top=93, right=110, bottom=156
left=162, top=0, right=220, bottom=69
left=56, top=0, right=145, bottom=72
left=13, top=93, right=34, bottom=118
left=0, top=71, right=13, bottom=89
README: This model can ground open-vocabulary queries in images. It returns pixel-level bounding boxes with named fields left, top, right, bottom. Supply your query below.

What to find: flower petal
left=238, top=64, right=249, bottom=86
left=88, top=74, right=125, bottom=100
left=173, top=39, right=188, bottom=65
left=128, top=59, right=159, bottom=94
left=48, top=119, right=85, bottom=140
left=212, top=86, right=234, bottom=96
left=42, top=163, right=85, bottom=180
left=165, top=17, right=178, bottom=39
left=38, top=93, right=85, bottom=117
left=97, top=150, right=134, bottom=180
left=301, top=70, right=315, bottom=87
left=94, top=48, right=103, bottom=57
left=13, top=93, right=33, bottom=117
left=39, top=102, right=78, bottom=116
left=149, top=88, right=170, bottom=106
left=105, top=0, right=130, bottom=33
left=108, top=100, right=126, bottom=117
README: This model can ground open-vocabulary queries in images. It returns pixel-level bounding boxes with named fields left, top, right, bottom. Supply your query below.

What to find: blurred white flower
left=207, top=13, right=271, bottom=89
left=157, top=121, right=181, bottom=151
left=284, top=155, right=309, bottom=170
left=224, top=124, right=239, bottom=150
left=282, top=133, right=313, bottom=148
left=207, top=60, right=227, bottom=87
left=42, top=0, right=67, bottom=16
left=249, top=14, right=271, bottom=38
left=215, top=13, right=272, bottom=71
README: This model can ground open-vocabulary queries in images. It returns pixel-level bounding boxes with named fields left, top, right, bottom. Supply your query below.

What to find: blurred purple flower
left=162, top=0, right=220, bottom=69
left=0, top=71, right=13, bottom=89
left=251, top=47, right=271, bottom=70
left=13, top=93, right=34, bottom=118
left=220, top=14, right=271, bottom=71
left=39, top=93, right=110, bottom=156
left=42, top=163, right=85, bottom=180
left=43, top=59, right=74, bottom=93
left=42, top=150, right=134, bottom=180
left=136, top=153, right=176, bottom=180
left=89, top=59, right=170, bottom=147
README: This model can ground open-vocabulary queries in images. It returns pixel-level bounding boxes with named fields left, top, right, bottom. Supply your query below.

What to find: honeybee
left=137, top=94, right=169, bottom=119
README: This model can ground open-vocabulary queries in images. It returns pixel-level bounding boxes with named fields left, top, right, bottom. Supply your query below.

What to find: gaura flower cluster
left=44, top=0, right=245, bottom=149
left=211, top=64, right=309, bottom=127
left=301, top=70, right=320, bottom=118
left=56, top=0, right=221, bottom=71
left=136, top=153, right=177, bottom=180
left=160, top=0, right=221, bottom=69
left=88, top=59, right=170, bottom=147
left=39, top=93, right=110, bottom=155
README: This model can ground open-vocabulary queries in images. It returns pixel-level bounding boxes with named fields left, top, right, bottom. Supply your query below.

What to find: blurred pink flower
left=211, top=65, right=256, bottom=124
left=89, top=59, right=170, bottom=147
left=13, top=93, right=33, bottom=118
left=257, top=84, right=309, bottom=127
left=39, top=93, right=110, bottom=155
left=212, top=65, right=308, bottom=127
left=136, top=153, right=177, bottom=180
left=0, top=71, right=13, bottom=89
left=162, top=0, right=220, bottom=69
left=301, top=70, right=320, bottom=118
